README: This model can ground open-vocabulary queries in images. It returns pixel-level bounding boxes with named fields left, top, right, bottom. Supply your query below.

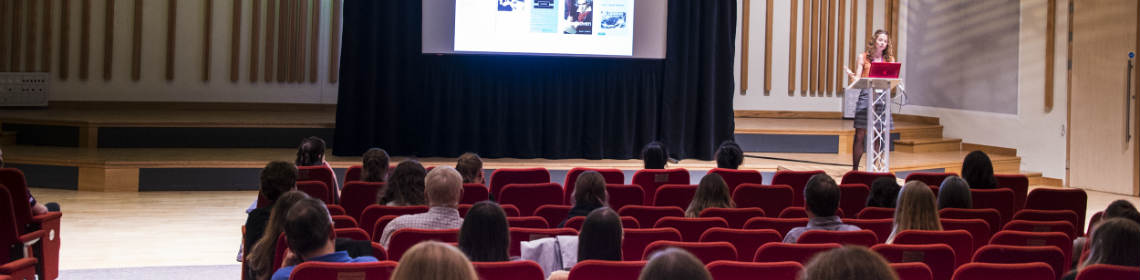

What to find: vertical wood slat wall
left=0, top=0, right=344, bottom=85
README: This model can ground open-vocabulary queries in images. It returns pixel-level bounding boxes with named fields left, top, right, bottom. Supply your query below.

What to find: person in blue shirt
left=271, top=198, right=378, bottom=280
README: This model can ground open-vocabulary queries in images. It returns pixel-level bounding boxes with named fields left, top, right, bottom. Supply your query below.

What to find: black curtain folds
left=334, top=0, right=737, bottom=160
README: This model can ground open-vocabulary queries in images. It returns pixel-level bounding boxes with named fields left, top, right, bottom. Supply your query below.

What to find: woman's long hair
left=458, top=201, right=510, bottom=262
left=1081, top=218, right=1140, bottom=270
left=685, top=174, right=735, bottom=218
left=961, top=151, right=998, bottom=189
left=361, top=148, right=390, bottom=183
left=294, top=136, right=326, bottom=167
left=864, top=29, right=894, bottom=61
left=578, top=207, right=623, bottom=262
left=378, top=160, right=427, bottom=205
left=245, top=191, right=311, bottom=280
left=936, top=176, right=972, bottom=209
left=889, top=181, right=942, bottom=243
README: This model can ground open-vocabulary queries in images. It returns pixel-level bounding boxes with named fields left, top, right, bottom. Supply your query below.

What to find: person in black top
left=961, top=150, right=998, bottom=189
left=559, top=171, right=608, bottom=227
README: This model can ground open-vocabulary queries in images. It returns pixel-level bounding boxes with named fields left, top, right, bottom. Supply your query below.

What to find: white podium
left=849, top=78, right=899, bottom=172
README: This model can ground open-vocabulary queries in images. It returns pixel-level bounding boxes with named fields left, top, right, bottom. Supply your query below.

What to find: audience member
left=378, top=160, right=428, bottom=206
left=887, top=181, right=941, bottom=243
left=295, top=136, right=339, bottom=189
left=391, top=241, right=479, bottom=280
left=784, top=174, right=860, bottom=243
left=1071, top=200, right=1140, bottom=268
left=360, top=148, right=390, bottom=183
left=641, top=141, right=668, bottom=170
left=245, top=191, right=308, bottom=280
left=714, top=140, right=744, bottom=169
left=560, top=171, right=608, bottom=227
left=936, top=176, right=972, bottom=209
left=1062, top=218, right=1140, bottom=280
left=802, top=246, right=899, bottom=280
left=0, top=146, right=58, bottom=215
left=961, top=150, right=998, bottom=189
left=379, top=167, right=465, bottom=247
left=638, top=247, right=712, bottom=280
left=459, top=201, right=510, bottom=262
left=244, top=161, right=298, bottom=255
left=527, top=207, right=623, bottom=280
left=685, top=174, right=735, bottom=218
left=866, top=177, right=900, bottom=208
left=271, top=198, right=378, bottom=280
left=456, top=153, right=485, bottom=184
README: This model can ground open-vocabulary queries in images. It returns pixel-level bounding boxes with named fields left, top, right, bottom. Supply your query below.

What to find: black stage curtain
left=334, top=0, right=736, bottom=160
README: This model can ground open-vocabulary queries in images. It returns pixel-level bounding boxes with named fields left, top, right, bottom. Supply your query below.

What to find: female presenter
left=845, top=30, right=895, bottom=171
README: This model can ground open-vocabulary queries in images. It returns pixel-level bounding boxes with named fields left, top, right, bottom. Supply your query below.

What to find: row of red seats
left=0, top=169, right=62, bottom=280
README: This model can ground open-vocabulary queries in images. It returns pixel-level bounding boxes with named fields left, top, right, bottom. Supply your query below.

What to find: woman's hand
left=845, top=67, right=857, bottom=80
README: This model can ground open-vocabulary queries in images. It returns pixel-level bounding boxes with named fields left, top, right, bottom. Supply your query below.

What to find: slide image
left=563, top=0, right=593, bottom=35
left=600, top=11, right=626, bottom=30
left=499, top=0, right=525, bottom=12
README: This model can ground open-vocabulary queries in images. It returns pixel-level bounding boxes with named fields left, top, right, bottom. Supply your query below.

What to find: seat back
left=332, top=215, right=358, bottom=229
left=733, top=184, right=794, bottom=217
left=499, top=183, right=563, bottom=217
left=939, top=208, right=1002, bottom=235
left=905, top=172, right=957, bottom=188
left=359, top=205, right=428, bottom=237
left=988, top=230, right=1072, bottom=272
left=563, top=168, right=625, bottom=205
left=1087, top=211, right=1104, bottom=236
left=651, top=184, right=698, bottom=210
left=642, top=241, right=737, bottom=264
left=459, top=204, right=521, bottom=217
left=778, top=206, right=845, bottom=219
left=940, top=218, right=991, bottom=252
left=970, top=188, right=1015, bottom=226
left=1002, top=220, right=1077, bottom=240
left=950, top=262, right=1054, bottom=280
left=653, top=217, right=729, bottom=242
left=699, top=228, right=782, bottom=262
left=509, top=228, right=578, bottom=258
left=297, top=166, right=338, bottom=201
left=0, top=169, right=33, bottom=230
left=873, top=244, right=956, bottom=280
left=707, top=168, right=764, bottom=194
left=534, top=205, right=572, bottom=229
left=753, top=242, right=841, bottom=263
left=796, top=230, right=878, bottom=247
left=893, top=230, right=974, bottom=267
left=340, top=181, right=384, bottom=220
left=622, top=228, right=682, bottom=261
left=743, top=217, right=809, bottom=237
left=566, top=260, right=647, bottom=280
left=472, top=260, right=546, bottom=280
left=706, top=261, right=802, bottom=280
left=972, top=244, right=1067, bottom=280
left=1012, top=209, right=1081, bottom=237
left=857, top=207, right=896, bottom=219
left=841, top=171, right=897, bottom=187
left=506, top=216, right=549, bottom=229
left=564, top=216, right=639, bottom=230
left=994, top=174, right=1029, bottom=212
left=288, top=261, right=399, bottom=280
left=370, top=216, right=399, bottom=242
left=1025, top=188, right=1088, bottom=233
left=489, top=168, right=551, bottom=199
left=1075, top=264, right=1140, bottom=280
left=839, top=184, right=871, bottom=218
left=344, top=165, right=363, bottom=182
left=618, top=205, right=684, bottom=229
left=890, top=262, right=934, bottom=280
left=631, top=168, right=690, bottom=205
left=334, top=228, right=370, bottom=242
left=770, top=170, right=826, bottom=206
left=843, top=218, right=894, bottom=244
left=460, top=183, right=490, bottom=204
left=0, top=187, right=27, bottom=262
left=605, top=184, right=646, bottom=212
left=699, top=207, right=766, bottom=229
left=297, top=181, right=332, bottom=204
left=387, top=228, right=460, bottom=261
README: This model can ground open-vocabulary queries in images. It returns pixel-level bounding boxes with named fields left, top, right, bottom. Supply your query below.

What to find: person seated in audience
left=1071, top=200, right=1140, bottom=269
left=0, top=147, right=58, bottom=215
left=685, top=173, right=735, bottom=218
left=714, top=140, right=744, bottom=169
left=802, top=246, right=899, bottom=280
left=295, top=136, right=339, bottom=190
left=379, top=167, right=465, bottom=247
left=1062, top=218, right=1140, bottom=280
left=391, top=241, right=479, bottom=280
left=377, top=160, right=428, bottom=206
left=887, top=181, right=941, bottom=243
left=638, top=247, right=712, bottom=280
left=866, top=177, right=900, bottom=208
left=459, top=201, right=511, bottom=262
left=784, top=174, right=860, bottom=243
left=245, top=191, right=308, bottom=280
left=560, top=171, right=608, bottom=227
left=527, top=207, right=623, bottom=279
left=244, top=161, right=298, bottom=258
left=271, top=198, right=379, bottom=280
left=961, top=150, right=998, bottom=189
left=641, top=141, right=668, bottom=169
left=456, top=152, right=485, bottom=185
left=936, top=176, right=972, bottom=209
left=360, top=148, right=390, bottom=183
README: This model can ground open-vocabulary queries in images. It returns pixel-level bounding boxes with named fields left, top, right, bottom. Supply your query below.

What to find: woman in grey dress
left=845, top=30, right=894, bottom=171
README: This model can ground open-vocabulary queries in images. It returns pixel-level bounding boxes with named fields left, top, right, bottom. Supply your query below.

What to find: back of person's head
left=804, top=174, right=840, bottom=217
left=1104, top=200, right=1140, bottom=225
left=866, top=177, right=901, bottom=208
left=260, top=161, right=298, bottom=202
left=641, top=141, right=668, bottom=170
left=392, top=241, right=479, bottom=280
left=686, top=174, right=735, bottom=217
left=1082, top=218, right=1140, bottom=269
left=455, top=153, right=484, bottom=184
left=638, top=247, right=712, bottom=280
left=246, top=191, right=310, bottom=279
left=573, top=171, right=608, bottom=207
left=578, top=207, right=623, bottom=262
left=295, top=136, right=327, bottom=167
left=458, top=201, right=510, bottom=262
left=379, top=160, right=427, bottom=205
left=714, top=140, right=744, bottom=169
left=283, top=198, right=333, bottom=257
left=937, top=176, right=972, bottom=209
left=802, top=246, right=899, bottom=280
left=893, top=181, right=941, bottom=233
left=961, top=151, right=997, bottom=189
left=424, top=166, right=463, bottom=207
left=361, top=148, right=390, bottom=182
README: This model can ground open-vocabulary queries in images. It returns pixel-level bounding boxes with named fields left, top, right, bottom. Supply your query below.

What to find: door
left=1069, top=0, right=1140, bottom=196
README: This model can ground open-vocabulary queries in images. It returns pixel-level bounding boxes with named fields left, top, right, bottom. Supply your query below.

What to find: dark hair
left=961, top=151, right=997, bottom=189
left=1082, top=218, right=1140, bottom=269
left=937, top=176, right=972, bottom=209
left=295, top=136, right=327, bottom=167
left=641, top=141, right=668, bottom=170
left=260, top=161, right=298, bottom=202
left=246, top=191, right=310, bottom=279
left=802, top=246, right=899, bottom=280
left=458, top=201, right=510, bottom=262
left=715, top=140, right=744, bottom=169
left=573, top=171, right=608, bottom=207
left=283, top=198, right=333, bottom=257
left=379, top=160, right=427, bottom=206
left=1104, top=200, right=1140, bottom=225
left=455, top=153, right=484, bottom=184
left=866, top=177, right=900, bottom=208
left=686, top=174, right=735, bottom=218
left=805, top=174, right=840, bottom=217
left=361, top=148, right=390, bottom=183
left=639, top=247, right=712, bottom=280
left=578, top=207, right=623, bottom=262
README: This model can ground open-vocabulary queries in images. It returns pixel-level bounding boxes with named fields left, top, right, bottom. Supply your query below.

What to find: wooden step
left=893, top=137, right=962, bottom=153
left=1021, top=170, right=1063, bottom=187
left=893, top=124, right=944, bottom=139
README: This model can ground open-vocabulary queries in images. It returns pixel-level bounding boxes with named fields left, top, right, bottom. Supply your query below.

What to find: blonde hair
left=425, top=167, right=464, bottom=207
left=685, top=174, right=735, bottom=217
left=888, top=181, right=942, bottom=242
left=391, top=241, right=479, bottom=280
left=864, top=29, right=895, bottom=61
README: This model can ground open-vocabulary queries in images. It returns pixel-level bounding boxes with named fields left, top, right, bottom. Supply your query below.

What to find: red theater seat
left=796, top=229, right=878, bottom=247
left=905, top=172, right=957, bottom=188
left=1076, top=264, right=1140, bottom=280
left=359, top=205, right=428, bottom=237
left=707, top=168, right=764, bottom=194
left=950, top=262, right=1054, bottom=280
left=622, top=228, right=682, bottom=261
left=288, top=261, right=399, bottom=280
left=332, top=215, right=358, bottom=229
left=770, top=170, right=826, bottom=206
left=298, top=166, right=338, bottom=202
left=1002, top=220, right=1077, bottom=240
left=699, top=207, right=766, bottom=229
left=743, top=217, right=809, bottom=237
left=506, top=216, right=549, bottom=229
left=856, top=207, right=895, bottom=219
left=460, top=183, right=490, bottom=204
left=841, top=171, right=896, bottom=187
left=472, top=260, right=546, bottom=280
left=699, top=228, right=782, bottom=262
left=940, top=208, right=1002, bottom=235
left=563, top=168, right=625, bottom=205
left=1012, top=209, right=1081, bottom=237
left=642, top=241, right=737, bottom=264
left=0, top=168, right=61, bottom=280
left=939, top=218, right=991, bottom=252
left=566, top=260, right=647, bottom=280
left=489, top=168, right=551, bottom=199
left=618, top=205, right=684, bottom=229
left=891, top=262, right=934, bottom=280
left=334, top=228, right=370, bottom=242
left=753, top=242, right=841, bottom=264
left=297, top=180, right=332, bottom=204
left=653, top=217, right=729, bottom=242
left=632, top=168, right=690, bottom=205
left=340, top=181, right=384, bottom=220
left=605, top=184, right=646, bottom=212
left=994, top=174, right=1029, bottom=211
left=499, top=183, right=563, bottom=216
left=706, top=261, right=801, bottom=280
left=564, top=216, right=639, bottom=230
left=893, top=230, right=974, bottom=267
left=652, top=184, right=698, bottom=210
left=970, top=188, right=1015, bottom=226
left=732, top=184, right=794, bottom=218
left=778, top=206, right=844, bottom=219
left=873, top=244, right=956, bottom=280
left=1025, top=188, right=1088, bottom=233
left=988, top=231, right=1072, bottom=273
left=972, top=244, right=1067, bottom=280
left=534, top=205, right=572, bottom=228
left=387, top=228, right=460, bottom=261
left=839, top=183, right=871, bottom=218
left=843, top=218, right=894, bottom=244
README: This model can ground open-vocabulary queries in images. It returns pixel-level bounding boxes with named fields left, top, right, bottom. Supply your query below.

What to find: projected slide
left=455, top=0, right=635, bottom=56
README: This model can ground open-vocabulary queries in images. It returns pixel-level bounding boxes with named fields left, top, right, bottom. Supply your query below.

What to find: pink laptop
left=868, top=62, right=901, bottom=79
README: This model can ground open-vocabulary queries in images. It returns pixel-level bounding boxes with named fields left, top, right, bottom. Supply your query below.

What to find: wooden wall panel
left=800, top=0, right=809, bottom=96
left=277, top=0, right=287, bottom=82
left=865, top=0, right=872, bottom=45
left=132, top=0, right=141, bottom=80
left=165, top=0, right=175, bottom=81
left=42, top=0, right=53, bottom=72
left=230, top=0, right=241, bottom=82
left=849, top=0, right=857, bottom=73
left=250, top=0, right=260, bottom=82
left=1045, top=0, right=1056, bottom=111
left=825, top=0, right=834, bottom=96
left=740, top=0, right=750, bottom=94
left=12, top=0, right=24, bottom=72
left=80, top=0, right=89, bottom=80
left=102, top=0, right=113, bottom=80
left=26, top=0, right=37, bottom=72
left=310, top=0, right=319, bottom=83
left=763, top=0, right=773, bottom=95
left=808, top=0, right=817, bottom=96
left=836, top=0, right=845, bottom=93
left=787, top=0, right=798, bottom=96
left=61, top=0, right=71, bottom=79
left=202, top=0, right=212, bottom=82
left=330, top=0, right=340, bottom=83
left=1, top=0, right=8, bottom=71
left=297, top=0, right=307, bottom=83
left=265, top=0, right=275, bottom=82
left=813, top=0, right=823, bottom=95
